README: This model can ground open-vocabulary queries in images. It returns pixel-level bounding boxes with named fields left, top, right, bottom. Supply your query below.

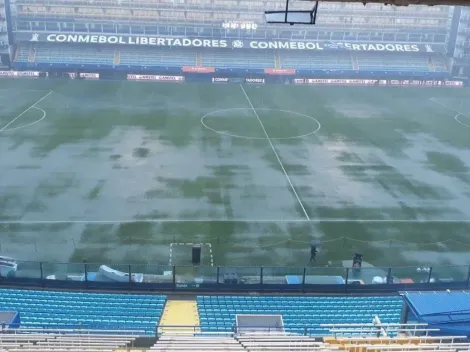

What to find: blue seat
left=0, top=289, right=166, bottom=336
left=197, top=295, right=403, bottom=334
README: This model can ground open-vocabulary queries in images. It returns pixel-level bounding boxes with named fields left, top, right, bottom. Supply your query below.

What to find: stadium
left=1, top=0, right=470, bottom=350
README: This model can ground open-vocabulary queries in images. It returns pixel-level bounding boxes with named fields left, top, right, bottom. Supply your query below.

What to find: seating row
left=0, top=289, right=166, bottom=336
left=198, top=296, right=402, bottom=301
left=200, top=304, right=402, bottom=308
left=199, top=296, right=399, bottom=301
left=14, top=43, right=450, bottom=74
left=3, top=309, right=162, bottom=318
left=1, top=290, right=165, bottom=300
left=197, top=295, right=402, bottom=335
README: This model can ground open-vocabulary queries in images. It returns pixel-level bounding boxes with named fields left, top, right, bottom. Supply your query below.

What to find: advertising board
left=0, top=70, right=40, bottom=77
left=183, top=66, right=215, bottom=73
left=127, top=74, right=184, bottom=81
left=245, top=78, right=265, bottom=84
left=293, top=78, right=463, bottom=87
left=265, top=68, right=296, bottom=75
left=212, top=77, right=229, bottom=83
left=80, top=72, right=99, bottom=79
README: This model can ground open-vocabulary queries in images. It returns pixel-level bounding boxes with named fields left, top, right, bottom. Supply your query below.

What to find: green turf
left=0, top=79, right=470, bottom=271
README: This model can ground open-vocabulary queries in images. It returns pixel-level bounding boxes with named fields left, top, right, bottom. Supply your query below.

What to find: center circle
left=455, top=114, right=470, bottom=129
left=200, top=108, right=321, bottom=140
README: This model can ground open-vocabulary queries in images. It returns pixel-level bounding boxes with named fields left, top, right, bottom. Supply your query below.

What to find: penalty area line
left=0, top=90, right=53, bottom=132
left=428, top=97, right=470, bottom=129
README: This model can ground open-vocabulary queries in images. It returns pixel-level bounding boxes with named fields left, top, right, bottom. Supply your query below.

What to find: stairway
left=274, top=53, right=281, bottom=69
left=428, top=56, right=435, bottom=72
left=352, top=54, right=359, bottom=70
left=113, top=50, right=120, bottom=65
left=159, top=299, right=200, bottom=334
left=13, top=45, right=19, bottom=61
left=28, top=45, right=36, bottom=63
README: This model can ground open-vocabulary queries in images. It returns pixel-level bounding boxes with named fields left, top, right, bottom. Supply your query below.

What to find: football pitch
left=1, top=79, right=470, bottom=272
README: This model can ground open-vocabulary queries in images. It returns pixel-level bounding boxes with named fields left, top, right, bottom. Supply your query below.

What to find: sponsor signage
left=17, top=32, right=446, bottom=53
left=80, top=72, right=99, bottom=79
left=183, top=66, right=215, bottom=73
left=67, top=72, right=99, bottom=79
left=294, top=78, right=463, bottom=87
left=265, top=68, right=296, bottom=75
left=127, top=74, right=184, bottom=81
left=0, top=70, right=39, bottom=77
left=245, top=78, right=265, bottom=84
left=212, top=77, right=229, bottom=83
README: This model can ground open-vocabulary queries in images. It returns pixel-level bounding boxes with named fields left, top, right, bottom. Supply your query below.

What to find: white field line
left=239, top=84, right=310, bottom=220
left=428, top=97, right=470, bottom=129
left=0, top=107, right=46, bottom=133
left=455, top=113, right=470, bottom=129
left=1, top=219, right=469, bottom=225
left=0, top=90, right=53, bottom=132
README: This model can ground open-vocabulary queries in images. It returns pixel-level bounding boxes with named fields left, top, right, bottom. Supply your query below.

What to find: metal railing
left=1, top=260, right=470, bottom=292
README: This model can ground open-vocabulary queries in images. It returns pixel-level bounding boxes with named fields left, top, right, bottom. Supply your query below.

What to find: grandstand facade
left=0, top=0, right=465, bottom=80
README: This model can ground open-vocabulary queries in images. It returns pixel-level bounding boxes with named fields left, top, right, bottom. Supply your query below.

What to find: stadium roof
left=266, top=0, right=466, bottom=25
left=403, top=291, right=470, bottom=324
left=402, top=291, right=470, bottom=336
left=301, top=0, right=470, bottom=5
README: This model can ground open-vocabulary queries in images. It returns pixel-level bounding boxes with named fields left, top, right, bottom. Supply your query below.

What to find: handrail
left=9, top=328, right=146, bottom=334
left=2, top=260, right=469, bottom=293
left=321, top=323, right=429, bottom=327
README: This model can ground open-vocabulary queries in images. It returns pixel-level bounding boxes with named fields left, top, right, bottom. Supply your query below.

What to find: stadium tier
left=119, top=47, right=196, bottom=67
left=0, top=289, right=166, bottom=335
left=14, top=1, right=449, bottom=34
left=355, top=53, right=431, bottom=72
left=12, top=42, right=450, bottom=76
left=196, top=295, right=403, bottom=335
left=5, top=0, right=461, bottom=76
left=200, top=49, right=275, bottom=69
left=279, top=52, right=354, bottom=70
left=15, top=43, right=115, bottom=65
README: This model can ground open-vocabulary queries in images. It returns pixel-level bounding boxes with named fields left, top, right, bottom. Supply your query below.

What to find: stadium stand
left=119, top=47, right=196, bottom=67
left=200, top=50, right=275, bottom=69
left=432, top=55, right=449, bottom=72
left=196, top=295, right=403, bottom=335
left=0, top=331, right=139, bottom=351
left=11, top=42, right=450, bottom=74
left=15, top=43, right=115, bottom=65
left=237, top=334, right=333, bottom=351
left=14, top=2, right=450, bottom=32
left=355, top=53, right=431, bottom=72
left=1, top=291, right=470, bottom=352
left=34, top=44, right=115, bottom=65
left=146, top=322, right=470, bottom=352
left=0, top=289, right=166, bottom=335
left=14, top=44, right=30, bottom=63
left=279, top=52, right=354, bottom=70
left=149, top=335, right=246, bottom=351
